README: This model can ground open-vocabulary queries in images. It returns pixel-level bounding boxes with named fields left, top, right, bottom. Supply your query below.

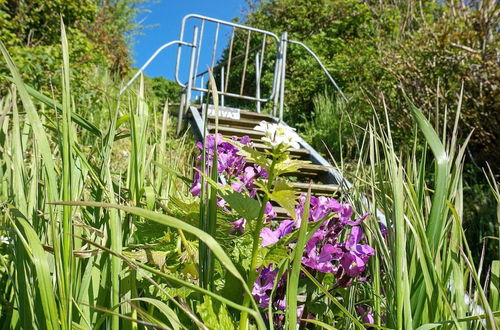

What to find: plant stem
left=239, top=160, right=276, bottom=329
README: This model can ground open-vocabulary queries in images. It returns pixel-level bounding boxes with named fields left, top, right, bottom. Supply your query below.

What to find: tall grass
left=0, top=24, right=498, bottom=329
left=0, top=23, right=235, bottom=329
left=342, top=94, right=499, bottom=329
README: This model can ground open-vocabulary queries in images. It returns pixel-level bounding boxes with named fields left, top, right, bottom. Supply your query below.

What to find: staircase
left=188, top=104, right=348, bottom=219
left=119, top=13, right=354, bottom=218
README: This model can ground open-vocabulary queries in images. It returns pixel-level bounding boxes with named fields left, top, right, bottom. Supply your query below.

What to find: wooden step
left=273, top=206, right=292, bottom=219
left=240, top=110, right=275, bottom=122
left=281, top=164, right=331, bottom=178
left=208, top=116, right=263, bottom=129
left=208, top=125, right=264, bottom=139
left=290, top=182, right=340, bottom=194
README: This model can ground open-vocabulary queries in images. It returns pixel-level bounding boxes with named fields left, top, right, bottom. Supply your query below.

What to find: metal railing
left=119, top=13, right=346, bottom=131
left=174, top=14, right=283, bottom=118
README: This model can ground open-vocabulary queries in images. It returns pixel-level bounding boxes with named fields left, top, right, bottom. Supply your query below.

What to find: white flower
left=0, top=236, right=9, bottom=245
left=254, top=120, right=300, bottom=150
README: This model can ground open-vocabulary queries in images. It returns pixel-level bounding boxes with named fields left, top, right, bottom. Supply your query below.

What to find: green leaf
left=128, top=298, right=181, bottom=330
left=269, top=180, right=297, bottom=218
left=222, top=190, right=262, bottom=221
left=115, top=114, right=130, bottom=129
left=1, top=75, right=102, bottom=138
left=300, top=318, right=339, bottom=330
left=196, top=168, right=262, bottom=221
left=256, top=245, right=289, bottom=268
left=51, top=201, right=267, bottom=329
left=9, top=210, right=60, bottom=330
left=405, top=94, right=450, bottom=254
left=274, top=158, right=310, bottom=177
left=197, top=296, right=234, bottom=330
left=489, top=260, right=499, bottom=310
left=233, top=143, right=271, bottom=171
left=301, top=267, right=364, bottom=328
left=286, top=186, right=310, bottom=327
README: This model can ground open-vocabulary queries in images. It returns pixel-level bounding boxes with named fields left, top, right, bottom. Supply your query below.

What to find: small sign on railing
left=205, top=104, right=241, bottom=120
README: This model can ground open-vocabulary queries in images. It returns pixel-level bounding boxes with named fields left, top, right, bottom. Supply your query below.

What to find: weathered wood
left=207, top=116, right=263, bottom=128
left=195, top=106, right=344, bottom=193
left=289, top=182, right=340, bottom=194
left=208, top=125, right=264, bottom=139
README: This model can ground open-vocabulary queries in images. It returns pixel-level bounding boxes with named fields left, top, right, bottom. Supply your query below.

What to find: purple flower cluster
left=253, top=195, right=374, bottom=318
left=190, top=134, right=276, bottom=228
left=190, top=134, right=250, bottom=197
left=190, top=134, right=375, bottom=320
left=260, top=195, right=373, bottom=278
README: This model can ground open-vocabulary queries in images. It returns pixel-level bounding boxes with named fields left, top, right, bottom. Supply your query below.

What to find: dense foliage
left=229, top=0, right=499, bottom=169
left=0, top=0, right=142, bottom=89
left=216, top=0, right=499, bottom=267
left=0, top=2, right=498, bottom=329
left=1, top=34, right=497, bottom=325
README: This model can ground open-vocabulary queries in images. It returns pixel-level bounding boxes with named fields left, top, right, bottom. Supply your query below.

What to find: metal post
left=177, top=26, right=198, bottom=135
left=200, top=76, right=205, bottom=104
left=278, top=32, right=288, bottom=122
left=272, top=38, right=282, bottom=117
left=255, top=52, right=261, bottom=113
left=221, top=66, right=225, bottom=107
left=176, top=91, right=186, bottom=135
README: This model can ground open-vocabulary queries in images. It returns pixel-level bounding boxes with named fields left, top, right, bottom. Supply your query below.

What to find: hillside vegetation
left=0, top=0, right=498, bottom=328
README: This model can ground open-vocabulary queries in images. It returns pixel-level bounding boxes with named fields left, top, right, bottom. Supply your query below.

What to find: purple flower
left=295, top=195, right=344, bottom=225
left=302, top=229, right=342, bottom=273
left=356, top=305, right=375, bottom=326
left=380, top=222, right=388, bottom=238
left=252, top=266, right=278, bottom=308
left=190, top=169, right=202, bottom=196
left=264, top=202, right=277, bottom=222
left=240, top=135, right=252, bottom=145
left=260, top=220, right=295, bottom=247
left=229, top=218, right=246, bottom=234
left=339, top=226, right=375, bottom=277
left=231, top=180, right=244, bottom=192
left=346, top=212, right=370, bottom=226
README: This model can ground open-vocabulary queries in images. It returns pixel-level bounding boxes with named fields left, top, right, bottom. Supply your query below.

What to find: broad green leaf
left=269, top=180, right=297, bottom=218
left=197, top=296, right=234, bottom=330
left=221, top=191, right=261, bottom=221
left=256, top=245, right=289, bottom=268
left=274, top=158, right=310, bottom=176
left=196, top=169, right=261, bottom=221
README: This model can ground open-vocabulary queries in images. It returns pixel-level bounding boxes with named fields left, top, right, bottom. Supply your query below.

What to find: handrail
left=121, top=14, right=347, bottom=127
left=175, top=13, right=280, bottom=88
left=174, top=14, right=281, bottom=104
left=119, top=40, right=194, bottom=96
left=287, top=39, right=347, bottom=101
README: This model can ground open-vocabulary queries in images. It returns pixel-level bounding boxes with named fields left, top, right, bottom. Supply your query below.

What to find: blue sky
left=132, top=0, right=248, bottom=79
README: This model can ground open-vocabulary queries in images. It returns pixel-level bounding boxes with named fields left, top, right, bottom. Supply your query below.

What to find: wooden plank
left=240, top=110, right=275, bottom=121
left=207, top=116, right=262, bottom=128
left=290, top=182, right=340, bottom=194
left=208, top=125, right=264, bottom=139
